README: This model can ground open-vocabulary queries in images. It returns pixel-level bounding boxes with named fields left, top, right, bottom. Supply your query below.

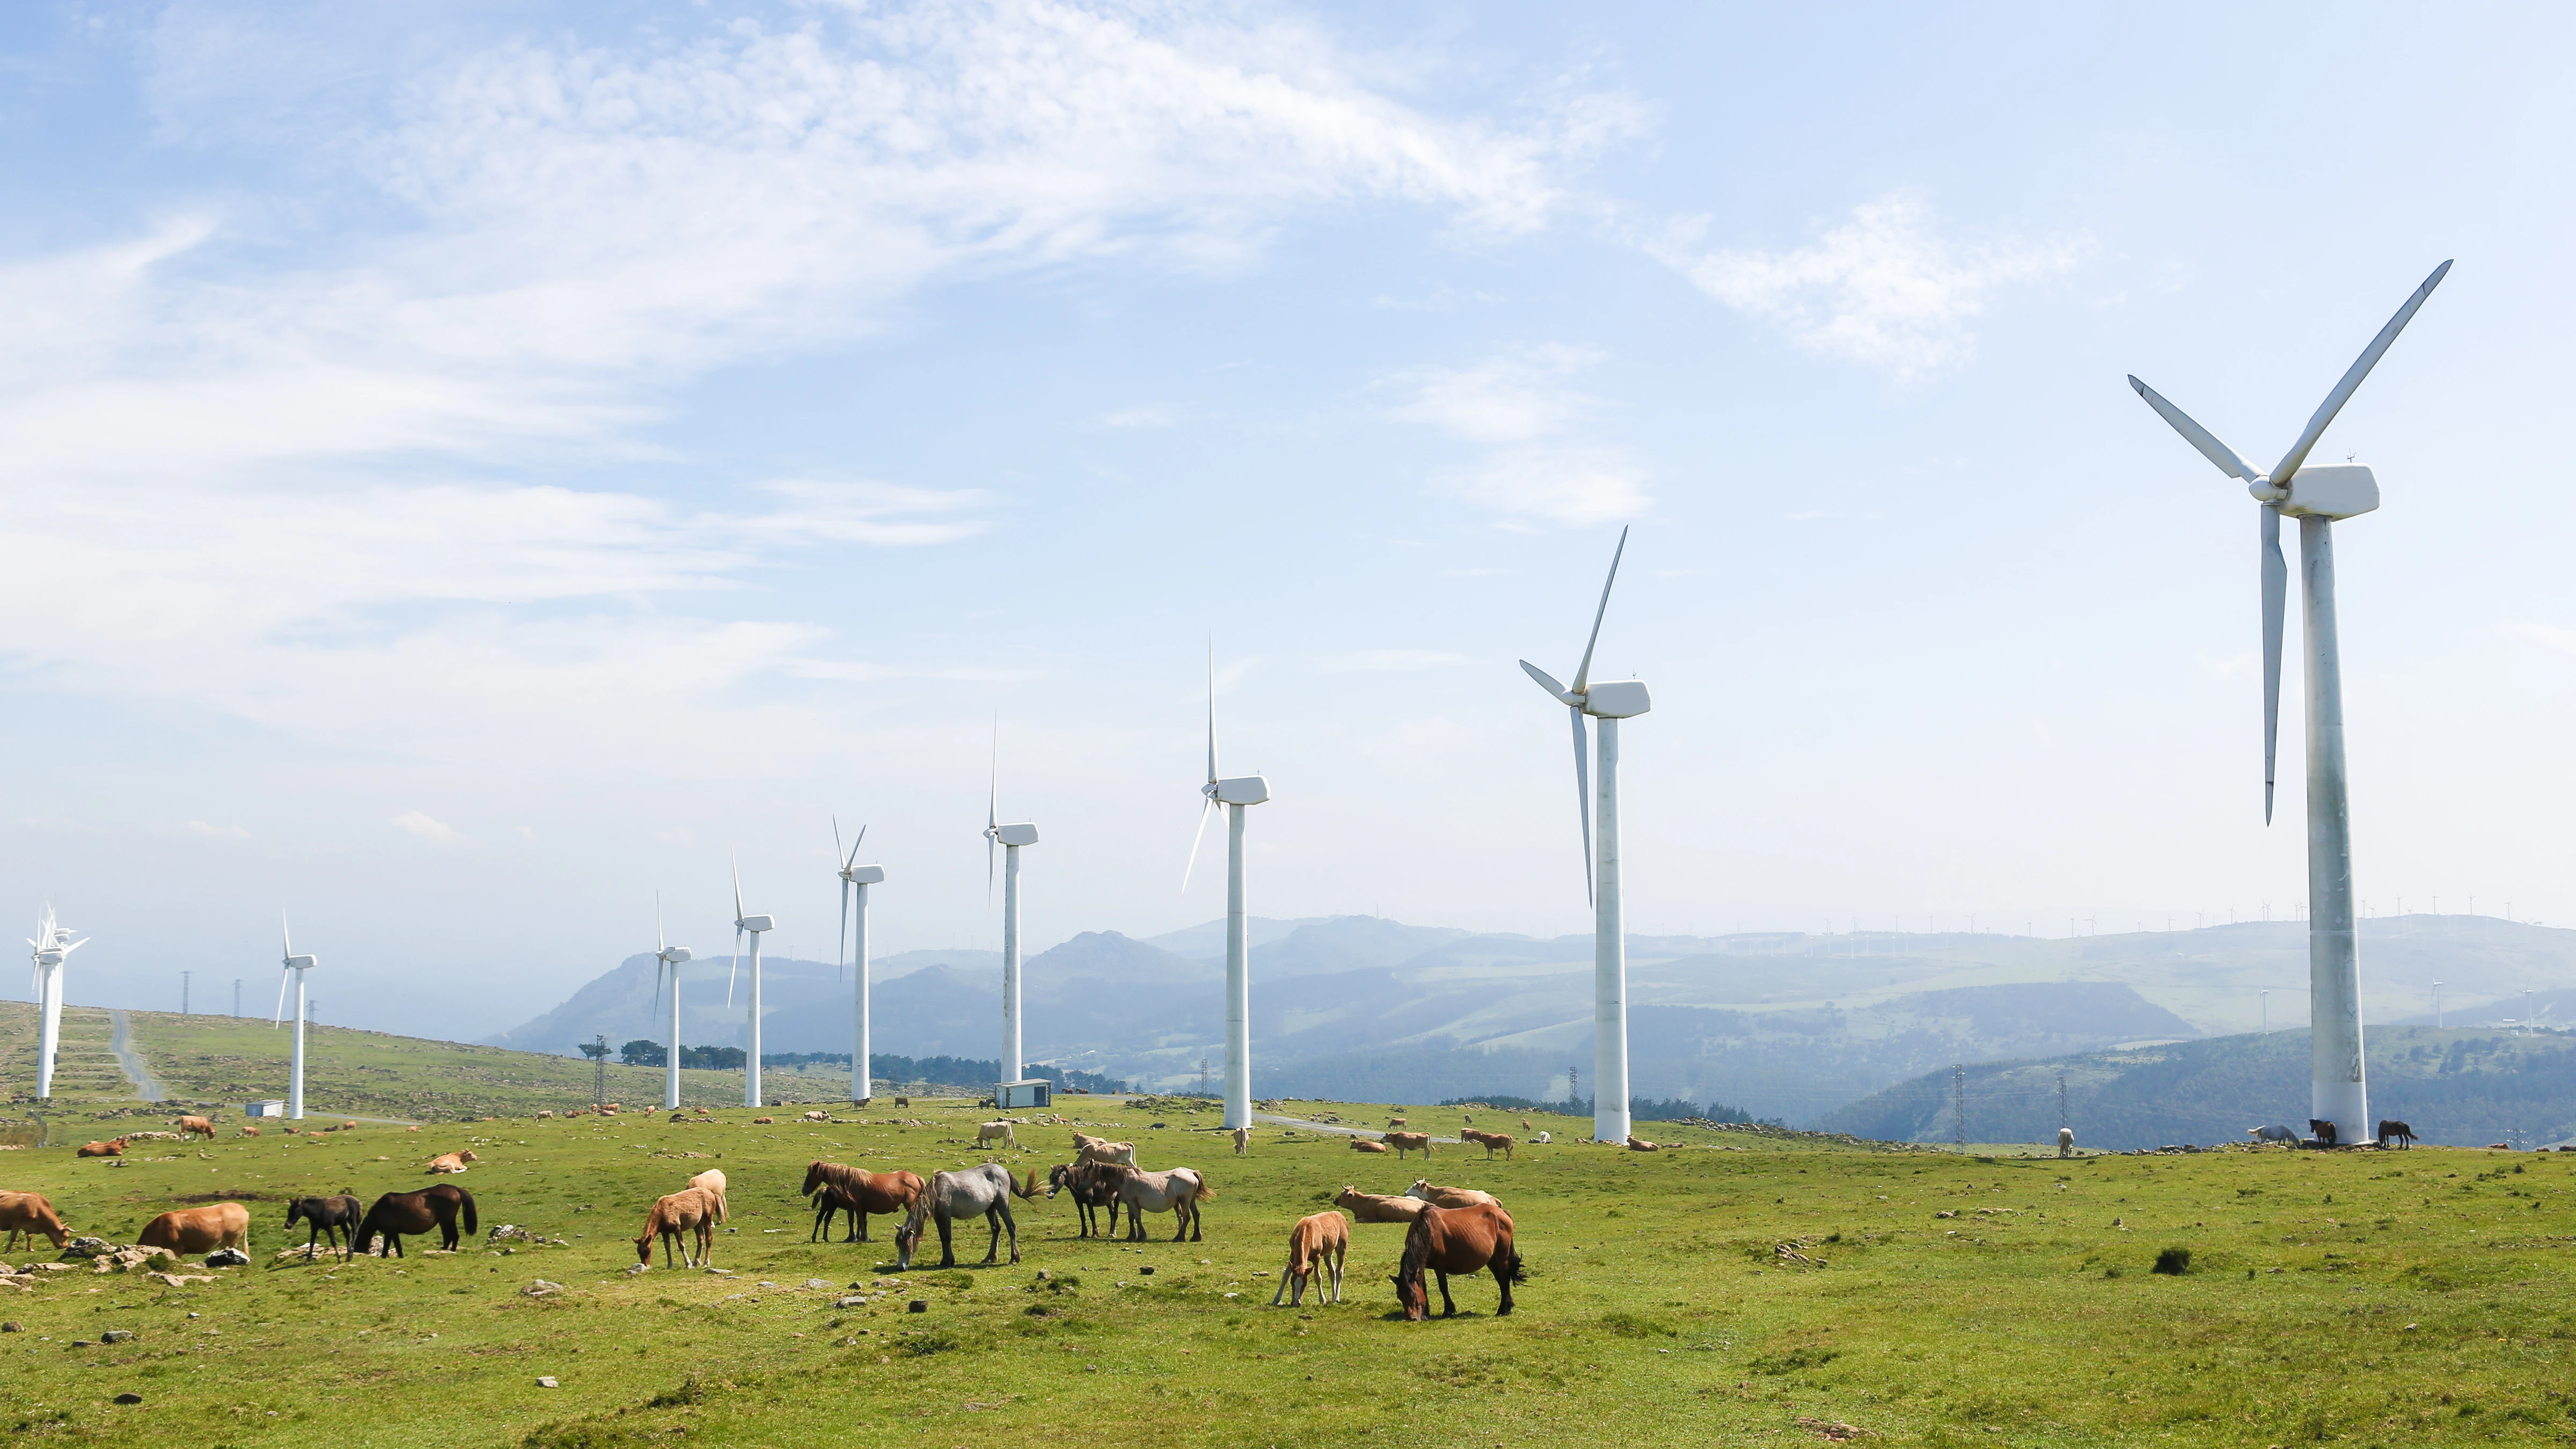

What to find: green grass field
left=3, top=1009, right=2574, bottom=1446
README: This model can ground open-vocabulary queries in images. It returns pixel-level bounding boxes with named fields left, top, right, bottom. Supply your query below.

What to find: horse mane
left=814, top=1161, right=874, bottom=1195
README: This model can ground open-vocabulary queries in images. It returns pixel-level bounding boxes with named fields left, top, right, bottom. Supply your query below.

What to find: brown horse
left=285, top=1195, right=364, bottom=1263
left=0, top=1191, right=70, bottom=1252
left=636, top=1187, right=719, bottom=1269
left=2378, top=1119, right=2417, bottom=1149
left=357, top=1183, right=477, bottom=1256
left=137, top=1203, right=251, bottom=1256
left=1271, top=1210, right=1349, bottom=1306
left=801, top=1161, right=925, bottom=1243
left=1044, top=1160, right=1126, bottom=1239
left=1393, top=1202, right=1523, bottom=1321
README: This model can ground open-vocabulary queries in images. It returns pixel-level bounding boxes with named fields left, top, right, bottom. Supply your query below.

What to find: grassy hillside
left=1822, top=1027, right=2576, bottom=1150
left=0, top=1087, right=2571, bottom=1445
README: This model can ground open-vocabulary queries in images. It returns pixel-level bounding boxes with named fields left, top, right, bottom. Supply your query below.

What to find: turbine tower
left=986, top=729, right=1040, bottom=1088
left=835, top=819, right=884, bottom=1104
left=727, top=858, right=775, bottom=1109
left=1183, top=642, right=1271, bottom=1132
left=27, top=906, right=85, bottom=1100
left=652, top=895, right=693, bottom=1111
left=2128, top=259, right=2450, bottom=1147
left=1518, top=526, right=1652, bottom=1145
left=272, top=916, right=318, bottom=1119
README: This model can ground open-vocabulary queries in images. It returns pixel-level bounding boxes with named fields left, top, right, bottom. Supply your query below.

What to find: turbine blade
left=838, top=880, right=850, bottom=971
left=728, top=928, right=741, bottom=1007
left=2260, top=504, right=2287, bottom=826
left=1519, top=660, right=1573, bottom=703
left=656, top=891, right=667, bottom=953
left=281, top=912, right=292, bottom=962
left=2270, top=259, right=2452, bottom=487
left=1570, top=525, right=1629, bottom=696
left=2126, top=376, right=2258, bottom=481
left=1181, top=796, right=1217, bottom=891
left=1570, top=706, right=1593, bottom=908
left=833, top=816, right=845, bottom=872
left=1205, top=635, right=1219, bottom=785
left=273, top=967, right=289, bottom=1027
left=732, top=854, right=745, bottom=924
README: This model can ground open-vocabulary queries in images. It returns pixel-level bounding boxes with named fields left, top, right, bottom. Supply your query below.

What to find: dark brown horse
left=357, top=1183, right=477, bottom=1256
left=800, top=1161, right=925, bottom=1243
left=1044, top=1160, right=1126, bottom=1239
left=2378, top=1119, right=2417, bottom=1149
left=286, top=1194, right=364, bottom=1263
left=1392, top=1202, right=1523, bottom=1321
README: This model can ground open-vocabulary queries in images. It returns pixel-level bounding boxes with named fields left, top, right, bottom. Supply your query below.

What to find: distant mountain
left=1819, top=1026, right=2576, bottom=1151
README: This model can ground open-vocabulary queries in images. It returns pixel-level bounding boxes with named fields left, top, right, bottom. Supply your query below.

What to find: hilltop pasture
left=3, top=1038, right=2574, bottom=1446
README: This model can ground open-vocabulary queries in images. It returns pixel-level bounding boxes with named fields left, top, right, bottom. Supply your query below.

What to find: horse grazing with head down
left=285, top=1195, right=364, bottom=1262
left=636, top=1187, right=719, bottom=1269
left=2378, top=1119, right=2417, bottom=1149
left=895, top=1165, right=1040, bottom=1269
left=1271, top=1211, right=1348, bottom=1307
left=1392, top=1201, right=1523, bottom=1321
left=357, top=1183, right=477, bottom=1256
left=802, top=1161, right=925, bottom=1243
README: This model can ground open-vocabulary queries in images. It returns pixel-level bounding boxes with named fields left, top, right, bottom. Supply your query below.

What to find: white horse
left=894, top=1164, right=1036, bottom=1269
left=1103, top=1163, right=1216, bottom=1242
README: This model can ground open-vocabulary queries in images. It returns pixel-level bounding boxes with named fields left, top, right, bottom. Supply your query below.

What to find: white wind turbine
left=272, top=916, right=318, bottom=1120
left=27, top=905, right=85, bottom=1100
left=2128, top=259, right=2451, bottom=1146
left=834, top=819, right=884, bottom=1104
left=985, top=728, right=1040, bottom=1089
left=1518, top=526, right=1652, bottom=1145
left=1182, top=642, right=1270, bottom=1132
left=726, top=858, right=775, bottom=1109
left=652, top=895, right=693, bottom=1111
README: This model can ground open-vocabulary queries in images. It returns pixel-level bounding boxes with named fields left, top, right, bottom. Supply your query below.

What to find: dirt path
left=1248, top=1111, right=1460, bottom=1144
left=107, top=1009, right=167, bottom=1102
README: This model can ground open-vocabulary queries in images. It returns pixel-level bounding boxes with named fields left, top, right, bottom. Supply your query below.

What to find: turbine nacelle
left=841, top=863, right=885, bottom=885
left=2263, top=463, right=2379, bottom=521
left=1576, top=680, right=1653, bottom=719
left=283, top=955, right=317, bottom=970
left=991, top=823, right=1039, bottom=848
left=658, top=947, right=694, bottom=965
left=735, top=914, right=775, bottom=933
left=1205, top=775, right=1270, bottom=806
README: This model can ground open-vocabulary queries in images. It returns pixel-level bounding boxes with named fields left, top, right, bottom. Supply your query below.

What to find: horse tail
left=455, top=1188, right=478, bottom=1238
left=1504, top=1245, right=1528, bottom=1284
left=1192, top=1177, right=1218, bottom=1202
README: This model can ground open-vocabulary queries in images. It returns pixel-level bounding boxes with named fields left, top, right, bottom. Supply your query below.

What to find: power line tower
left=1197, top=1057, right=1211, bottom=1099
left=1952, top=1063, right=1966, bottom=1149
left=1568, top=1064, right=1580, bottom=1114
left=583, top=1034, right=610, bottom=1108
left=232, top=978, right=241, bottom=1018
left=2058, top=1071, right=2068, bottom=1133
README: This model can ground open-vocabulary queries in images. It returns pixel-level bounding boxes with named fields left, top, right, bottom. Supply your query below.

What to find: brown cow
left=1382, top=1131, right=1433, bottom=1160
left=1348, top=1137, right=1390, bottom=1154
left=137, top=1202, right=250, bottom=1256
left=172, top=1115, right=218, bottom=1141
left=1624, top=1135, right=1660, bottom=1152
left=1393, top=1202, right=1522, bottom=1321
left=425, top=1150, right=479, bottom=1174
left=1333, top=1187, right=1431, bottom=1224
left=1271, top=1211, right=1349, bottom=1306
left=239, top=1125, right=261, bottom=1138
left=76, top=1138, right=126, bottom=1158
left=1461, top=1129, right=1515, bottom=1160
left=1407, top=1180, right=1499, bottom=1209
left=636, top=1187, right=719, bottom=1269
left=0, top=1191, right=70, bottom=1251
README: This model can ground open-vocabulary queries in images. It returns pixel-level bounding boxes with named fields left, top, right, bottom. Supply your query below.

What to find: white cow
left=2057, top=1126, right=2075, bottom=1158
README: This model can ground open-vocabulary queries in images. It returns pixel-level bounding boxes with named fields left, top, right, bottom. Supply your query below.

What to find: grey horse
left=894, top=1164, right=1037, bottom=1269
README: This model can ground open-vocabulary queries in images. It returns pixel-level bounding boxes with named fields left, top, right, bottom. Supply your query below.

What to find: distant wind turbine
left=1518, top=526, right=1653, bottom=1144
left=2128, top=259, right=2450, bottom=1146
left=1182, top=641, right=1270, bottom=1132
left=728, top=857, right=775, bottom=1109
left=986, top=726, right=1040, bottom=1089
left=26, top=905, right=84, bottom=1100
left=652, top=895, right=693, bottom=1111
left=272, top=916, right=318, bottom=1120
left=835, top=819, right=884, bottom=1104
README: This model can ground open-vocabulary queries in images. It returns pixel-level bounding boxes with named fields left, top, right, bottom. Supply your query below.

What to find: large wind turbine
left=652, top=895, right=693, bottom=1111
left=2128, top=259, right=2451, bottom=1147
left=985, top=729, right=1040, bottom=1090
left=1182, top=643, right=1270, bottom=1132
left=27, top=906, right=85, bottom=1100
left=835, top=819, right=884, bottom=1104
left=727, top=858, right=775, bottom=1109
left=1519, top=526, right=1652, bottom=1145
left=272, top=916, right=318, bottom=1119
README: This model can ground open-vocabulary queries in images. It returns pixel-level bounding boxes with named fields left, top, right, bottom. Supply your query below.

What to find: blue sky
left=5, top=2, right=2573, bottom=1041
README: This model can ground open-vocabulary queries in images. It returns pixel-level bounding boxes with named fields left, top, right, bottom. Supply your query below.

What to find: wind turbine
left=2128, top=259, right=2451, bottom=1147
left=986, top=727, right=1040, bottom=1090
left=652, top=895, right=693, bottom=1111
left=1182, top=642, right=1271, bottom=1132
left=1518, top=525, right=1653, bottom=1145
left=727, top=858, right=775, bottom=1109
left=26, top=906, right=84, bottom=1100
left=272, top=916, right=318, bottom=1120
left=835, top=819, right=884, bottom=1104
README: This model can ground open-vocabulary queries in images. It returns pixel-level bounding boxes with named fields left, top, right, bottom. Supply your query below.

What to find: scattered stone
left=522, top=1280, right=565, bottom=1298
left=60, top=1237, right=114, bottom=1260
left=101, top=1329, right=134, bottom=1343
left=625, top=1264, right=650, bottom=1277
left=536, top=1376, right=559, bottom=1388
left=487, top=1225, right=540, bottom=1245
left=1138, top=1265, right=1154, bottom=1276
left=206, top=1249, right=250, bottom=1268
left=907, top=1299, right=928, bottom=1313
left=1034, top=1269, right=1050, bottom=1281
left=113, top=1393, right=142, bottom=1406
left=147, top=1273, right=215, bottom=1288
left=834, top=1294, right=868, bottom=1308
left=803, top=1278, right=831, bottom=1290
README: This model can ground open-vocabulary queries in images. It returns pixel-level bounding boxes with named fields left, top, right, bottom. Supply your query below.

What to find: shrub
left=2152, top=1247, right=2192, bottom=1276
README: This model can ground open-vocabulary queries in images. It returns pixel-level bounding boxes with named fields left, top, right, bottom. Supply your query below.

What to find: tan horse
left=1074, top=1135, right=1138, bottom=1166
left=1460, top=1129, right=1514, bottom=1160
left=0, top=1191, right=70, bottom=1251
left=1103, top=1164, right=1214, bottom=1242
left=1271, top=1211, right=1349, bottom=1306
left=976, top=1121, right=1019, bottom=1152
left=172, top=1115, right=218, bottom=1141
left=635, top=1187, right=719, bottom=1269
left=1232, top=1126, right=1251, bottom=1156
left=1382, top=1131, right=1433, bottom=1160
left=686, top=1168, right=728, bottom=1223
left=1332, top=1187, right=1429, bottom=1224
left=1393, top=1202, right=1523, bottom=1321
left=137, top=1202, right=250, bottom=1256
left=1406, top=1180, right=1499, bottom=1209
left=801, top=1161, right=926, bottom=1242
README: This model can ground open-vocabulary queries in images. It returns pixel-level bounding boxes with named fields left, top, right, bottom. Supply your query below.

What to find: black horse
left=1045, top=1161, right=1124, bottom=1239
left=357, top=1183, right=478, bottom=1256
left=2379, top=1119, right=2417, bottom=1149
left=286, top=1194, right=365, bottom=1262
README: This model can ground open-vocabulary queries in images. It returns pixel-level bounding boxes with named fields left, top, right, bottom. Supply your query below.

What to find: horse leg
left=1492, top=1259, right=1514, bottom=1316
left=697, top=1219, right=713, bottom=1267
left=1436, top=1269, right=1455, bottom=1318
left=935, top=1211, right=956, bottom=1268
left=1189, top=1198, right=1203, bottom=1242
left=851, top=1206, right=866, bottom=1243
left=1001, top=1201, right=1019, bottom=1265
left=980, top=1207, right=1002, bottom=1267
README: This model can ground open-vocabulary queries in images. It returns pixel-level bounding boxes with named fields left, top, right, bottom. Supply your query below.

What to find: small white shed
left=244, top=1100, right=287, bottom=1118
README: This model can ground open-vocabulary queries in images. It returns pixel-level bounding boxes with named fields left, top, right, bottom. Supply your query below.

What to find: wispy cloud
left=1438, top=445, right=1650, bottom=527
left=1655, top=195, right=2087, bottom=378
left=1100, top=405, right=1176, bottom=429
left=391, top=811, right=470, bottom=847
left=176, top=820, right=252, bottom=840
left=1392, top=343, right=1601, bottom=444
left=1391, top=345, right=1649, bottom=526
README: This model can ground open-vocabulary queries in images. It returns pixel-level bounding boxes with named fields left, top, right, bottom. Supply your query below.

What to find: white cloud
left=176, top=820, right=252, bottom=840
left=391, top=811, right=470, bottom=847
left=1101, top=405, right=1176, bottom=428
left=1657, top=195, right=2087, bottom=378
left=1391, top=345, right=1649, bottom=526
left=1392, top=344, right=1600, bottom=444
left=1438, top=445, right=1651, bottom=526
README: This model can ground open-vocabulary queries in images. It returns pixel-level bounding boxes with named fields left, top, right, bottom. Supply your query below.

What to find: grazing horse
left=801, top=1161, right=925, bottom=1243
left=1382, top=1131, right=1433, bottom=1160
left=1392, top=1202, right=1523, bottom=1322
left=1271, top=1211, right=1349, bottom=1306
left=635, top=1187, right=719, bottom=1269
left=1460, top=1129, right=1514, bottom=1160
left=1107, top=1164, right=1215, bottom=1242
left=0, top=1191, right=70, bottom=1252
left=687, top=1168, right=729, bottom=1223
left=2308, top=1119, right=2339, bottom=1148
left=1045, top=1160, right=1126, bottom=1239
left=2379, top=1119, right=2417, bottom=1150
left=172, top=1115, right=218, bottom=1141
left=1406, top=1180, right=1498, bottom=1209
left=137, top=1203, right=250, bottom=1256
left=1334, top=1187, right=1430, bottom=1225
left=2058, top=1127, right=2075, bottom=1158
left=357, top=1184, right=477, bottom=1256
left=285, top=1195, right=364, bottom=1263
left=894, top=1165, right=1038, bottom=1269
left=1233, top=1126, right=1251, bottom=1156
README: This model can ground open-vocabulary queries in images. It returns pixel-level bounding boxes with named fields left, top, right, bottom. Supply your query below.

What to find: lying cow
left=425, top=1150, right=480, bottom=1174
left=76, top=1139, right=126, bottom=1158
left=1406, top=1180, right=1499, bottom=1209
left=138, top=1202, right=250, bottom=1256
left=1348, top=1138, right=1389, bottom=1154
